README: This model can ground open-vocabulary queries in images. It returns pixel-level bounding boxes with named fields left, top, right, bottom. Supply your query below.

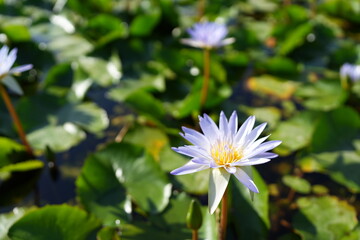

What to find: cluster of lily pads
left=1, top=0, right=360, bottom=239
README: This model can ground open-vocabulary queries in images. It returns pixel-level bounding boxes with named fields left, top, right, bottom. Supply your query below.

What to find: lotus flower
left=181, top=22, right=235, bottom=49
left=171, top=111, right=281, bottom=214
left=340, top=63, right=360, bottom=82
left=0, top=45, right=32, bottom=80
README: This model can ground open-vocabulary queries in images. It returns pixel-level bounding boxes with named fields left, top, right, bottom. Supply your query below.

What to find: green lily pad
left=293, top=196, right=358, bottom=240
left=0, top=160, right=44, bottom=174
left=247, top=75, right=298, bottom=100
left=122, top=193, right=217, bottom=240
left=56, top=102, right=109, bottom=134
left=28, top=124, right=86, bottom=153
left=76, top=56, right=121, bottom=87
left=311, top=107, right=360, bottom=153
left=76, top=142, right=171, bottom=226
left=271, top=111, right=321, bottom=155
left=2, top=25, right=31, bottom=42
left=298, top=151, right=360, bottom=193
left=0, top=137, right=26, bottom=168
left=282, top=175, right=311, bottom=194
left=279, top=22, right=313, bottom=56
left=130, top=7, right=161, bottom=36
left=17, top=93, right=109, bottom=152
left=295, top=80, right=347, bottom=111
left=8, top=205, right=101, bottom=240
left=0, top=208, right=32, bottom=240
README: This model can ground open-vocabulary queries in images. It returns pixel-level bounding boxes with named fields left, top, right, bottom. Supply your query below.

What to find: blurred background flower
left=181, top=22, right=235, bottom=49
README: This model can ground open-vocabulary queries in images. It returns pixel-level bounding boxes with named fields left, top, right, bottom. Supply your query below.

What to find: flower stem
left=200, top=48, right=210, bottom=108
left=192, top=229, right=198, bottom=240
left=219, top=188, right=228, bottom=240
left=0, top=84, right=33, bottom=155
left=197, top=0, right=206, bottom=20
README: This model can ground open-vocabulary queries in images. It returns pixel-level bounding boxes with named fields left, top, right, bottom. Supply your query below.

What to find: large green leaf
left=56, top=102, right=109, bottom=134
left=293, top=196, right=358, bottom=240
left=121, top=193, right=217, bottom=240
left=0, top=208, right=32, bottom=240
left=298, top=151, right=360, bottom=193
left=278, top=22, right=313, bottom=55
left=247, top=75, right=298, bottom=100
left=271, top=111, right=321, bottom=155
left=0, top=137, right=26, bottom=168
left=310, top=107, right=360, bottom=153
left=230, top=168, right=270, bottom=239
left=17, top=94, right=108, bottom=152
left=76, top=56, right=121, bottom=87
left=8, top=205, right=101, bottom=240
left=76, top=142, right=171, bottom=226
left=130, top=7, right=161, bottom=36
left=0, top=160, right=44, bottom=174
left=28, top=124, right=86, bottom=153
left=282, top=175, right=311, bottom=194
left=295, top=80, right=347, bottom=111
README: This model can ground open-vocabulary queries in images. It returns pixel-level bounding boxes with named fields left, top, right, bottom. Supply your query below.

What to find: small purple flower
left=171, top=111, right=281, bottom=214
left=181, top=22, right=235, bottom=49
left=0, top=45, right=32, bottom=79
left=340, top=63, right=360, bottom=82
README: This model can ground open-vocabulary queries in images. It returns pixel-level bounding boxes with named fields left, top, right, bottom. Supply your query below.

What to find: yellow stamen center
left=211, top=140, right=243, bottom=166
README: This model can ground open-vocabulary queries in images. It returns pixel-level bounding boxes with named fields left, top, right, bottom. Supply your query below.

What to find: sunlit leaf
left=2, top=25, right=31, bottom=42
left=0, top=160, right=44, bottom=173
left=293, top=196, right=358, bottom=240
left=28, top=124, right=86, bottom=152
left=0, top=208, right=32, bottom=240
left=282, top=175, right=311, bottom=194
left=295, top=80, right=347, bottom=111
left=311, top=107, right=360, bottom=152
left=247, top=75, right=298, bottom=100
left=76, top=142, right=171, bottom=226
left=271, top=111, right=321, bottom=155
left=8, top=205, right=101, bottom=240
left=298, top=151, right=360, bottom=193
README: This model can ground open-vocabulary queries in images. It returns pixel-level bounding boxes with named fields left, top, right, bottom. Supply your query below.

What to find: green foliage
left=293, top=196, right=358, bottom=240
left=1, top=0, right=360, bottom=239
left=8, top=205, right=102, bottom=240
left=76, top=142, right=171, bottom=226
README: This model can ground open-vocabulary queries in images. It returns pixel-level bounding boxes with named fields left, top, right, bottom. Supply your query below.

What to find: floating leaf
left=299, top=151, right=360, bottom=193
left=76, top=56, right=121, bottom=87
left=293, top=196, right=357, bottom=240
left=311, top=107, right=360, bottom=153
left=130, top=8, right=161, bottom=36
left=56, top=102, right=109, bottom=134
left=247, top=75, right=298, bottom=100
left=0, top=160, right=44, bottom=173
left=2, top=25, right=31, bottom=42
left=8, top=205, right=101, bottom=240
left=76, top=142, right=171, bottom=226
left=279, top=22, right=313, bottom=56
left=271, top=111, right=321, bottom=155
left=122, top=193, right=217, bottom=240
left=0, top=208, right=32, bottom=240
left=28, top=124, right=86, bottom=152
left=0, top=137, right=25, bottom=168
left=295, top=80, right=347, bottom=111
left=282, top=175, right=311, bottom=194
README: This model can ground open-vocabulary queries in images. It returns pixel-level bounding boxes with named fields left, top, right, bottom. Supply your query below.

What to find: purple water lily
left=181, top=22, right=235, bottom=49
